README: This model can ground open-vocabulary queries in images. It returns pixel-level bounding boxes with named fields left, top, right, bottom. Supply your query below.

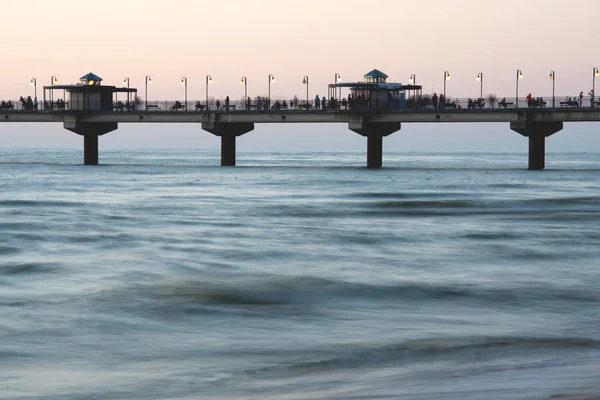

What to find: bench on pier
left=113, top=101, right=135, bottom=111
left=497, top=102, right=514, bottom=108
left=218, top=105, right=236, bottom=111
left=560, top=101, right=579, bottom=108
left=247, top=104, right=263, bottom=110
left=146, top=104, right=161, bottom=110
left=170, top=102, right=187, bottom=111
left=298, top=103, right=312, bottom=110
left=45, top=101, right=68, bottom=110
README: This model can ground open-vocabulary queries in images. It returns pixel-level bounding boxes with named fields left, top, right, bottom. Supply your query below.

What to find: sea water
left=1, top=149, right=600, bottom=400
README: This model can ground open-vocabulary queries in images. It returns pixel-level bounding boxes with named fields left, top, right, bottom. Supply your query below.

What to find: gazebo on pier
left=43, top=73, right=137, bottom=111
left=328, top=69, right=421, bottom=110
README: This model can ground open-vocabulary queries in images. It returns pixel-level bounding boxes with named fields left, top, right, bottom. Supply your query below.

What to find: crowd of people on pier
left=0, top=100, right=15, bottom=110
left=197, top=94, right=371, bottom=112
left=114, top=101, right=136, bottom=111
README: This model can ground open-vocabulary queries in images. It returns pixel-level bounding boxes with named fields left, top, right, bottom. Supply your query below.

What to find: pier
left=2, top=70, right=600, bottom=169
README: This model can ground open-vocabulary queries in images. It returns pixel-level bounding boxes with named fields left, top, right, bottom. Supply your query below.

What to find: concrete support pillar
left=510, top=121, right=563, bottom=170
left=64, top=122, right=118, bottom=165
left=221, top=135, right=236, bottom=167
left=367, top=135, right=383, bottom=169
left=349, top=121, right=401, bottom=169
left=84, top=134, right=99, bottom=166
left=528, top=135, right=546, bottom=170
left=202, top=122, right=254, bottom=166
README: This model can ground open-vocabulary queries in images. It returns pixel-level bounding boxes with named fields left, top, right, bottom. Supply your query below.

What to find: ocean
left=1, top=148, right=600, bottom=400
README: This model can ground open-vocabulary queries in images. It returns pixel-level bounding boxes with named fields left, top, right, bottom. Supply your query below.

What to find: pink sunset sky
left=1, top=0, right=599, bottom=151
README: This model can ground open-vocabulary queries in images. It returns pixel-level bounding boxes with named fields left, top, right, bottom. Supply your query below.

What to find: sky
left=1, top=0, right=600, bottom=152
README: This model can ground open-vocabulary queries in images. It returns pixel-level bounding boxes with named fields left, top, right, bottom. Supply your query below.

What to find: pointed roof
left=80, top=72, right=103, bottom=82
left=364, top=69, right=388, bottom=79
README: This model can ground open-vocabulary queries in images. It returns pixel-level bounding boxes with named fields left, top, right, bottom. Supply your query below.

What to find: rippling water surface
left=1, top=149, right=600, bottom=400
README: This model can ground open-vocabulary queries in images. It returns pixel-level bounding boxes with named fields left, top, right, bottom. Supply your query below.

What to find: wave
left=249, top=336, right=600, bottom=376
left=0, top=199, right=76, bottom=208
left=0, top=245, right=20, bottom=255
left=0, top=262, right=59, bottom=276
left=95, top=275, right=600, bottom=314
left=261, top=195, right=600, bottom=220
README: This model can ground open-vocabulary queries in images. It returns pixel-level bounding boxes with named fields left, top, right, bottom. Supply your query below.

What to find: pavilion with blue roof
left=43, top=72, right=137, bottom=111
left=328, top=69, right=422, bottom=110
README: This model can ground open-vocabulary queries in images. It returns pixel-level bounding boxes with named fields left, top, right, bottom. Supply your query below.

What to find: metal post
left=124, top=77, right=130, bottom=105
left=181, top=77, right=187, bottom=110
left=241, top=77, right=247, bottom=104
left=145, top=76, right=150, bottom=109
left=206, top=75, right=212, bottom=110
left=551, top=71, right=555, bottom=108
left=409, top=74, right=416, bottom=107
left=443, top=71, right=449, bottom=99
left=593, top=67, right=598, bottom=108
left=303, top=76, right=309, bottom=103
left=268, top=74, right=274, bottom=109
left=516, top=69, right=522, bottom=108
left=50, top=76, right=57, bottom=107
left=443, top=75, right=446, bottom=99
left=335, top=73, right=341, bottom=102
left=30, top=78, right=36, bottom=100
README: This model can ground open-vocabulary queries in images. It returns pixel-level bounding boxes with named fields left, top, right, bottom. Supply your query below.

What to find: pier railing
left=1, top=96, right=599, bottom=112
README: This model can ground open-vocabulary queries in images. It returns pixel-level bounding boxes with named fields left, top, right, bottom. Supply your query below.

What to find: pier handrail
left=1, top=96, right=598, bottom=113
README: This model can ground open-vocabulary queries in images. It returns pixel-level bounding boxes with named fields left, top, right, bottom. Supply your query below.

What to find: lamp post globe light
left=476, top=72, right=483, bottom=100
left=241, top=77, right=247, bottom=105
left=549, top=71, right=555, bottom=108
left=443, top=71, right=450, bottom=99
left=302, top=76, right=309, bottom=103
left=181, top=77, right=187, bottom=109
left=593, top=67, right=599, bottom=108
left=145, top=76, right=152, bottom=109
left=516, top=69, right=523, bottom=108
left=30, top=78, right=36, bottom=100
left=334, top=72, right=341, bottom=100
left=268, top=74, right=275, bottom=108
left=206, top=75, right=212, bottom=109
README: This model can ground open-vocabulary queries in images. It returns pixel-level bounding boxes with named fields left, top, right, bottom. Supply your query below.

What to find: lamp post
left=549, top=71, right=555, bottom=108
left=145, top=76, right=152, bottom=109
left=205, top=75, right=212, bottom=109
left=123, top=77, right=130, bottom=104
left=335, top=72, right=341, bottom=101
left=593, top=67, right=599, bottom=108
left=476, top=73, right=483, bottom=100
left=409, top=74, right=416, bottom=104
left=302, top=76, right=309, bottom=103
left=181, top=77, right=187, bottom=109
left=516, top=69, right=523, bottom=108
left=443, top=71, right=450, bottom=99
left=268, top=74, right=275, bottom=108
left=50, top=75, right=57, bottom=105
left=241, top=77, right=247, bottom=104
left=30, top=78, right=37, bottom=100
